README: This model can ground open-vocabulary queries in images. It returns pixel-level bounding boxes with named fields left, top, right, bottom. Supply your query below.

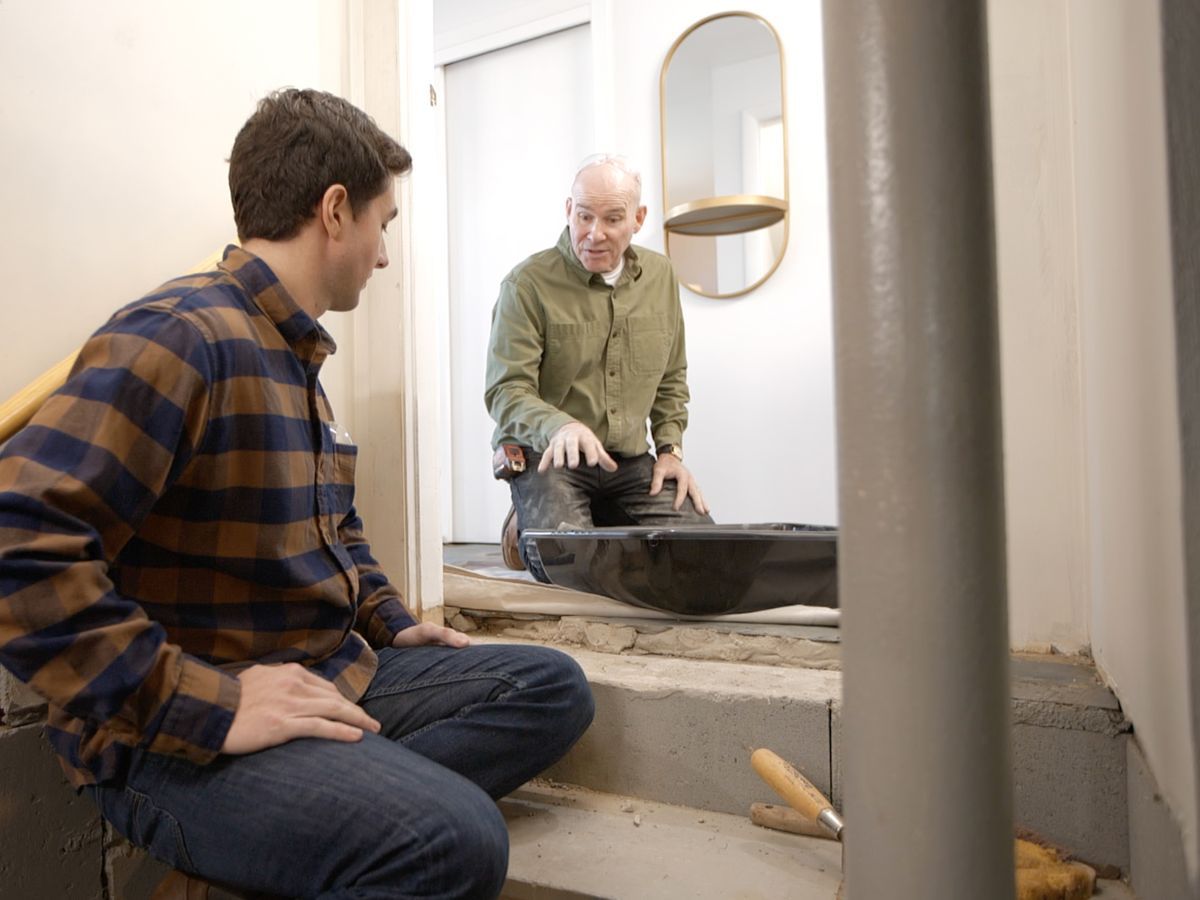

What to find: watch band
left=657, top=443, right=683, bottom=461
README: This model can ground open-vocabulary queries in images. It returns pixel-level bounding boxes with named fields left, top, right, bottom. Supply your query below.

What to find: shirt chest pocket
left=330, top=441, right=357, bottom=522
left=627, top=314, right=672, bottom=375
left=327, top=439, right=360, bottom=598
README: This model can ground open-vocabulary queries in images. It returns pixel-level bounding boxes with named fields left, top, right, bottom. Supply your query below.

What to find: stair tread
left=501, top=783, right=1140, bottom=900
left=501, top=781, right=843, bottom=899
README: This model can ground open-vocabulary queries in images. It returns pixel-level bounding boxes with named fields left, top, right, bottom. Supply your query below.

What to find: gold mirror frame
left=659, top=11, right=789, bottom=299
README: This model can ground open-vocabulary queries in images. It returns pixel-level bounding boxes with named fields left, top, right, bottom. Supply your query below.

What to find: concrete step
left=522, top=639, right=840, bottom=818
left=500, top=781, right=843, bottom=899
left=476, top=635, right=1132, bottom=876
left=500, top=781, right=1140, bottom=900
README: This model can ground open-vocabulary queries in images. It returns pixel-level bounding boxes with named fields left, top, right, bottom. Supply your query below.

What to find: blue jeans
left=86, top=643, right=594, bottom=899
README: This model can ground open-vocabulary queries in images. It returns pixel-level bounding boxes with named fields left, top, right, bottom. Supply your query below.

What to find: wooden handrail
left=0, top=249, right=228, bottom=446
left=0, top=352, right=82, bottom=445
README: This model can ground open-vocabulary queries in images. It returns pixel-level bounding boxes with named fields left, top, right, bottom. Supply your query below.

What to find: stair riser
left=550, top=676, right=1129, bottom=872
left=546, top=681, right=832, bottom=819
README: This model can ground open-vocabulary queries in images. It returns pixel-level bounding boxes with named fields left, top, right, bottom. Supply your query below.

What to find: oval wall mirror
left=659, top=12, right=788, bottom=299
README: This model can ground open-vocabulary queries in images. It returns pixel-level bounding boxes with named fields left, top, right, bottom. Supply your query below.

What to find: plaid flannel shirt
left=0, top=246, right=417, bottom=787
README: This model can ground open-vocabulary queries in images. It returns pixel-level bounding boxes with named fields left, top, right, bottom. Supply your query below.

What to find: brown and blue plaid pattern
left=0, top=247, right=417, bottom=786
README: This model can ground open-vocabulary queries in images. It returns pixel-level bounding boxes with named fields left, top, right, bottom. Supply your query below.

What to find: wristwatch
left=657, top=443, right=684, bottom=461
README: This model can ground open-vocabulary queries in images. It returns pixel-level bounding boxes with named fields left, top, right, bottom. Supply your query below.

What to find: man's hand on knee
left=391, top=622, right=471, bottom=649
left=649, top=455, right=710, bottom=515
left=222, top=663, right=382, bottom=755
left=538, top=422, right=618, bottom=473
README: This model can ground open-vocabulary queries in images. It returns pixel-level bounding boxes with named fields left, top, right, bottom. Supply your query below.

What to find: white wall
left=0, top=0, right=352, bottom=416
left=991, top=0, right=1195, bottom=873
left=988, top=0, right=1090, bottom=653
left=607, top=0, right=838, bottom=527
left=1067, top=0, right=1197, bottom=879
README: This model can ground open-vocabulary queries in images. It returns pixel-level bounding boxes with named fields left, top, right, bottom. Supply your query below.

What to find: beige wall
left=1067, top=0, right=1196, bottom=879
left=990, top=0, right=1195, bottom=876
left=0, top=0, right=428, bottom=610
left=0, top=0, right=351, bottom=414
left=988, top=0, right=1091, bottom=654
left=1, top=0, right=432, bottom=611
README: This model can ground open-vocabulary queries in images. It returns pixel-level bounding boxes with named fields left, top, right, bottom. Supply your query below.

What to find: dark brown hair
left=228, top=89, right=412, bottom=241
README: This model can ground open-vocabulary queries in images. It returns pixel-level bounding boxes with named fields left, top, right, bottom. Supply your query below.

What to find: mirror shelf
left=664, top=194, right=788, bottom=236
left=659, top=11, right=788, bottom=298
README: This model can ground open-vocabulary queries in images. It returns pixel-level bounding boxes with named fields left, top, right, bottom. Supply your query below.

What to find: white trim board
left=434, top=4, right=589, bottom=65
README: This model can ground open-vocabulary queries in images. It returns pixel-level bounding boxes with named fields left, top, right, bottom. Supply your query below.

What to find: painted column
left=822, top=2, right=1014, bottom=898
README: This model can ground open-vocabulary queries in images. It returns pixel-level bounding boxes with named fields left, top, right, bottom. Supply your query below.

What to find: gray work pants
left=508, top=449, right=713, bottom=582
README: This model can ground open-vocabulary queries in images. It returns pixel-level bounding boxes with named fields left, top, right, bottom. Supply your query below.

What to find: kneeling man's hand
left=649, top=454, right=710, bottom=515
left=539, top=422, right=618, bottom=473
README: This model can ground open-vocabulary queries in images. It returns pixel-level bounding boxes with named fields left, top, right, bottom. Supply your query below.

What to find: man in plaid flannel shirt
left=0, top=89, right=593, bottom=899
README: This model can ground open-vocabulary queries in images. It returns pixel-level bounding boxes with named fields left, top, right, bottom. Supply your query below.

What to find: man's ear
left=633, top=205, right=647, bottom=232
left=319, top=184, right=351, bottom=237
left=565, top=197, right=573, bottom=220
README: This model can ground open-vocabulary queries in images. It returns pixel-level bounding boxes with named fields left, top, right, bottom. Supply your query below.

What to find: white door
left=442, top=25, right=594, bottom=543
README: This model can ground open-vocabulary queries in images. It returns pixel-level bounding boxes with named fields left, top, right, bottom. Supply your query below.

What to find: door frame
left=348, top=0, right=613, bottom=616
left=428, top=1, right=614, bottom=542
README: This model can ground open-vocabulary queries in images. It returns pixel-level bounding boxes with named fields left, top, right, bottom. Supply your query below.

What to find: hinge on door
left=429, top=84, right=437, bottom=107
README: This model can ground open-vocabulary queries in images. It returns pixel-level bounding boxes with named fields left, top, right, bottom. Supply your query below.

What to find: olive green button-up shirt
left=485, top=228, right=690, bottom=457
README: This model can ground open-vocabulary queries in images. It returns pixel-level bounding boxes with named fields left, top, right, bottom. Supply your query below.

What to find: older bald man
left=484, top=154, right=713, bottom=581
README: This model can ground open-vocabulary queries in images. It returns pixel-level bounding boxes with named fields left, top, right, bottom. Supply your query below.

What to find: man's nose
left=376, top=238, right=389, bottom=269
left=588, top=221, right=606, bottom=241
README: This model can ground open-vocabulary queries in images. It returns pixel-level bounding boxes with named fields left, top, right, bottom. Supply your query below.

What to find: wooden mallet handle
left=751, top=748, right=844, bottom=840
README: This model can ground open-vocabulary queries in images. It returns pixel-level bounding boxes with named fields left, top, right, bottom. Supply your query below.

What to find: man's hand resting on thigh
left=538, top=422, right=619, bottom=473
left=649, top=453, right=710, bottom=515
left=222, top=663, right=383, bottom=754
left=222, top=624, right=470, bottom=754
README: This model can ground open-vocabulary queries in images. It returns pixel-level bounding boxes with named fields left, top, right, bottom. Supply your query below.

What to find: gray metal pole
left=822, top=2, right=1014, bottom=898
